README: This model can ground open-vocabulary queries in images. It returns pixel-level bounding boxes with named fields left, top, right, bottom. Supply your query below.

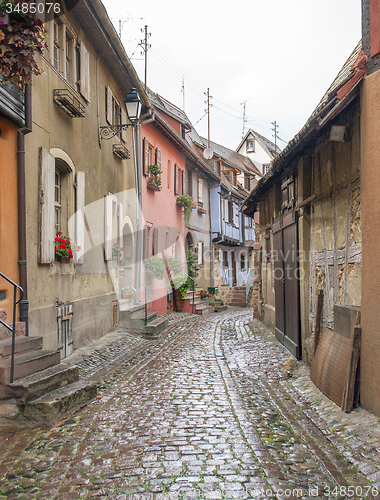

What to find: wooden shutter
left=174, top=163, right=179, bottom=195
left=38, top=147, right=55, bottom=263
left=106, top=86, right=113, bottom=124
left=197, top=242, right=204, bottom=265
left=75, top=171, right=85, bottom=265
left=181, top=170, right=185, bottom=195
left=155, top=148, right=161, bottom=172
left=143, top=138, right=149, bottom=176
left=80, top=42, right=90, bottom=102
left=104, top=193, right=117, bottom=261
left=143, top=226, right=149, bottom=260
left=153, top=228, right=159, bottom=256
left=198, top=177, right=203, bottom=205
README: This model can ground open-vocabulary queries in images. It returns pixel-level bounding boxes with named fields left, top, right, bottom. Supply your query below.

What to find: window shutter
left=143, top=226, right=149, bottom=260
left=198, top=177, right=203, bottom=205
left=155, top=148, right=161, bottom=172
left=174, top=163, right=179, bottom=195
left=121, top=109, right=128, bottom=142
left=153, top=228, right=159, bottom=256
left=104, top=193, right=117, bottom=261
left=38, top=147, right=55, bottom=264
left=197, top=242, right=204, bottom=265
left=181, top=170, right=185, bottom=195
left=75, top=171, right=85, bottom=265
left=80, top=42, right=90, bottom=102
left=143, top=138, right=149, bottom=176
left=106, top=86, right=113, bottom=124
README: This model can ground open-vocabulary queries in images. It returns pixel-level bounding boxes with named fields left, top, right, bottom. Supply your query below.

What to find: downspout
left=134, top=110, right=155, bottom=304
left=17, top=82, right=32, bottom=335
left=209, top=185, right=214, bottom=287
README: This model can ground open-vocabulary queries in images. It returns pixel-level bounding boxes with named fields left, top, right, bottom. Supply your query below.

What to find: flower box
left=198, top=207, right=207, bottom=214
left=147, top=181, right=162, bottom=191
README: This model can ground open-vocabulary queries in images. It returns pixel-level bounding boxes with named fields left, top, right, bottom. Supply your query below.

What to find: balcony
left=53, top=89, right=85, bottom=118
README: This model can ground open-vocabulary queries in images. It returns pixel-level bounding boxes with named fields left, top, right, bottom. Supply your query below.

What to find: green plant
left=198, top=289, right=211, bottom=298
left=112, top=243, right=123, bottom=259
left=0, top=0, right=48, bottom=84
left=186, top=250, right=198, bottom=284
left=147, top=176, right=162, bottom=189
left=149, top=164, right=162, bottom=176
left=171, top=275, right=189, bottom=299
left=145, top=256, right=166, bottom=280
left=165, top=256, right=183, bottom=277
left=54, top=232, right=74, bottom=259
left=176, top=195, right=195, bottom=222
left=120, top=286, right=137, bottom=299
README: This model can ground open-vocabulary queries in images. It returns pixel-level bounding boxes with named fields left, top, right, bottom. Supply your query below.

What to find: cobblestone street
left=1, top=309, right=380, bottom=500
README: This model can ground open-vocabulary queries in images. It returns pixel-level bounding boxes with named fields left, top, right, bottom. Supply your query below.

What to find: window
left=223, top=251, right=228, bottom=269
left=228, top=201, right=233, bottom=224
left=155, top=148, right=161, bottom=172
left=143, top=138, right=149, bottom=176
left=214, top=161, right=221, bottom=175
left=143, top=226, right=151, bottom=260
left=264, top=163, right=271, bottom=174
left=152, top=228, right=159, bottom=256
left=174, top=163, right=179, bottom=195
left=53, top=21, right=60, bottom=71
left=247, top=139, right=255, bottom=153
left=54, top=170, right=61, bottom=233
left=187, top=171, right=192, bottom=196
left=198, top=177, right=203, bottom=206
left=240, top=254, right=246, bottom=271
left=65, top=31, right=73, bottom=82
left=38, top=148, right=76, bottom=264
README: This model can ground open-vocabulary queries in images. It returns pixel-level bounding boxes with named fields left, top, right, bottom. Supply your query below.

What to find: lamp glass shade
left=124, top=88, right=142, bottom=123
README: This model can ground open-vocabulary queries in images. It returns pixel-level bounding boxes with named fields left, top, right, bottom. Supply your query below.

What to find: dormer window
left=247, top=139, right=255, bottom=153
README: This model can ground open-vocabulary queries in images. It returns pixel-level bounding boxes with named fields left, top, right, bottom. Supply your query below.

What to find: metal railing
left=0, top=272, right=24, bottom=383
left=120, top=275, right=151, bottom=325
left=184, top=275, right=198, bottom=314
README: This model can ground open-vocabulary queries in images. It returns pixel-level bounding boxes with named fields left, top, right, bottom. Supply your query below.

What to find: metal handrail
left=120, top=275, right=150, bottom=325
left=0, top=272, right=24, bottom=383
left=183, top=274, right=198, bottom=314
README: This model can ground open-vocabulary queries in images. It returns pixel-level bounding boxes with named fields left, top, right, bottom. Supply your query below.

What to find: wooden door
left=272, top=211, right=301, bottom=359
left=231, top=252, right=237, bottom=286
left=57, top=304, right=74, bottom=359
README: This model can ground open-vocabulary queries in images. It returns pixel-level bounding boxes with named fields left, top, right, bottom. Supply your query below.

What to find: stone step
left=23, top=379, right=97, bottom=424
left=195, top=305, right=213, bottom=315
left=144, top=317, right=168, bottom=335
left=228, top=301, right=249, bottom=307
left=0, top=336, right=43, bottom=358
left=2, top=364, right=79, bottom=402
left=0, top=350, right=61, bottom=384
left=214, top=305, right=228, bottom=312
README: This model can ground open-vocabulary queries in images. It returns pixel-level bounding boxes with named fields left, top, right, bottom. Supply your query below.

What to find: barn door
left=272, top=211, right=301, bottom=359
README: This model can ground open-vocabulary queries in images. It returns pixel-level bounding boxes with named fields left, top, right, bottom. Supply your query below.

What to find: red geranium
left=54, top=232, right=75, bottom=260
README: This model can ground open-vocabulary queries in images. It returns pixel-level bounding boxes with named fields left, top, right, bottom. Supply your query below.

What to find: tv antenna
left=241, top=98, right=251, bottom=137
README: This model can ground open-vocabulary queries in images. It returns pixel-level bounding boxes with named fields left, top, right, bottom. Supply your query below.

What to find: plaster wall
left=0, top=117, right=19, bottom=321
left=24, top=20, right=137, bottom=351
left=360, top=71, right=380, bottom=415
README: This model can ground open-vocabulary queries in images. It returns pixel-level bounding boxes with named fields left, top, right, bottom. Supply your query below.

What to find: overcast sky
left=101, top=0, right=361, bottom=152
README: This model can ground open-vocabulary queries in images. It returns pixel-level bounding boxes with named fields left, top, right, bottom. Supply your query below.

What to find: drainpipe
left=134, top=110, right=155, bottom=304
left=17, top=82, right=32, bottom=335
left=209, top=185, right=214, bottom=287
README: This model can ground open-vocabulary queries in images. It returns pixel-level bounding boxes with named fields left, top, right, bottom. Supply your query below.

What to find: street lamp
left=100, top=87, right=142, bottom=140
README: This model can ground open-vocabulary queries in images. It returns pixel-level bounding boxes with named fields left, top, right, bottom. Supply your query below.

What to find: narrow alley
left=1, top=309, right=379, bottom=500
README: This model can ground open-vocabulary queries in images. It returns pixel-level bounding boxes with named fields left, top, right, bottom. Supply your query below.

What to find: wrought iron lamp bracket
left=99, top=124, right=132, bottom=140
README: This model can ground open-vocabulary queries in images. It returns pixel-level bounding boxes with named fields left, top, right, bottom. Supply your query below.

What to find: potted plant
left=112, top=243, right=123, bottom=260
left=176, top=194, right=195, bottom=222
left=120, top=286, right=137, bottom=300
left=54, top=232, right=74, bottom=263
left=0, top=0, right=48, bottom=85
left=145, top=256, right=166, bottom=280
left=171, top=275, right=189, bottom=311
left=198, top=289, right=212, bottom=300
left=147, top=164, right=162, bottom=191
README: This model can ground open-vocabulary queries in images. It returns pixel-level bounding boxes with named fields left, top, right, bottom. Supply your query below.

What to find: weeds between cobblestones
left=0, top=309, right=380, bottom=499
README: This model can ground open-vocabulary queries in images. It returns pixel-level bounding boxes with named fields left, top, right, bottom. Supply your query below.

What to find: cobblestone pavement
left=0, top=309, right=380, bottom=500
